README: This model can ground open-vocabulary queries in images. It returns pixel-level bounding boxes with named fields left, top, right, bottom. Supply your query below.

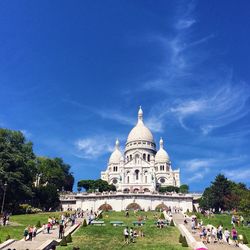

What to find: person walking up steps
left=224, top=228, right=230, bottom=245
left=231, top=227, right=239, bottom=247
left=59, top=223, right=64, bottom=239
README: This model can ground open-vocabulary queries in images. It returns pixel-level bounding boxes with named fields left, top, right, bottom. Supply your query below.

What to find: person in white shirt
left=123, top=227, right=129, bottom=244
left=224, top=228, right=230, bottom=244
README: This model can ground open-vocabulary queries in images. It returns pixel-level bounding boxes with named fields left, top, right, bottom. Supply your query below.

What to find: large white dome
left=155, top=138, right=170, bottom=163
left=127, top=107, right=154, bottom=143
left=109, top=139, right=122, bottom=164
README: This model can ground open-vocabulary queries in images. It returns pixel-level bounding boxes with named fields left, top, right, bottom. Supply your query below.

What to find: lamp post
left=1, top=182, right=7, bottom=215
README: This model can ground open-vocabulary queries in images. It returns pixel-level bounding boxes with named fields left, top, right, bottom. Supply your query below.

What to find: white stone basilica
left=101, top=107, right=180, bottom=192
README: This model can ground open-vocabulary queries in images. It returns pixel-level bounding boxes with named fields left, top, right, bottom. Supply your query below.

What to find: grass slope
left=57, top=211, right=189, bottom=250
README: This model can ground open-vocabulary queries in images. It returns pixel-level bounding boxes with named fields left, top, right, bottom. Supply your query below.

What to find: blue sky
left=1, top=0, right=250, bottom=191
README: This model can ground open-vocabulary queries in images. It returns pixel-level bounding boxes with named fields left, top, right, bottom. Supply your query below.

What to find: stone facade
left=60, top=192, right=193, bottom=212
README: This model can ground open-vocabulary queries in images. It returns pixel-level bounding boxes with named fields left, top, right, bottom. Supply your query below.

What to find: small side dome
left=155, top=138, right=170, bottom=163
left=109, top=139, right=123, bottom=164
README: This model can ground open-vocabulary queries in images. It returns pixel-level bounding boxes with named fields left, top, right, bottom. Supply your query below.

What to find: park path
left=2, top=218, right=83, bottom=250
left=173, top=213, right=236, bottom=250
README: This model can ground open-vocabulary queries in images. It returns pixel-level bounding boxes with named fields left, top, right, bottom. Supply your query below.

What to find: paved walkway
left=173, top=213, right=237, bottom=250
left=2, top=219, right=82, bottom=250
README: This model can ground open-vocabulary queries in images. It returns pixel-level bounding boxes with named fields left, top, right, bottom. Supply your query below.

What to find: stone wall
left=60, top=193, right=193, bottom=212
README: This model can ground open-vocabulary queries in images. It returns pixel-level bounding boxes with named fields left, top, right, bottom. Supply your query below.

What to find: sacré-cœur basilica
left=60, top=108, right=196, bottom=212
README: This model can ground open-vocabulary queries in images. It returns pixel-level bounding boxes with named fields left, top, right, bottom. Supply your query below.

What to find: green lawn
left=0, top=212, right=62, bottom=242
left=196, top=214, right=250, bottom=246
left=57, top=211, right=189, bottom=250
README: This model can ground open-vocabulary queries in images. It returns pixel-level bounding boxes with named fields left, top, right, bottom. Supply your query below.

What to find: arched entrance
left=126, top=203, right=142, bottom=210
left=143, top=188, right=150, bottom=192
left=155, top=203, right=168, bottom=212
left=98, top=203, right=113, bottom=211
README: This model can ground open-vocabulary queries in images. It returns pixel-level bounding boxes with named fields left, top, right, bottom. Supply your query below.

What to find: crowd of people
left=22, top=212, right=79, bottom=241
left=186, top=214, right=244, bottom=247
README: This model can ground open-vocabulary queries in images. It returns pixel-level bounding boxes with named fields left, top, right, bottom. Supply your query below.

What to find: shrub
left=72, top=247, right=80, bottom=250
left=160, top=213, right=165, bottom=219
left=98, top=213, right=103, bottom=219
left=181, top=236, right=188, bottom=247
left=242, top=233, right=249, bottom=244
left=170, top=219, right=175, bottom=226
left=82, top=219, right=87, bottom=227
left=36, top=220, right=41, bottom=228
left=179, top=234, right=183, bottom=243
left=5, top=235, right=11, bottom=241
left=18, top=204, right=42, bottom=214
left=60, top=236, right=67, bottom=246
left=66, top=234, right=72, bottom=243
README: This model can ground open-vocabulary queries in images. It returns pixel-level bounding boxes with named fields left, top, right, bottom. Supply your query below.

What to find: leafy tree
left=179, top=184, right=189, bottom=194
left=0, top=129, right=36, bottom=212
left=35, top=157, right=74, bottom=191
left=159, top=186, right=179, bottom=193
left=199, top=174, right=250, bottom=213
left=0, top=128, right=74, bottom=213
left=239, top=190, right=250, bottom=216
left=33, top=184, right=60, bottom=210
left=78, top=179, right=116, bottom=192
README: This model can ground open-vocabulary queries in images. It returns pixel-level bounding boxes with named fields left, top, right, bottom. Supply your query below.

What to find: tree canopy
left=0, top=128, right=74, bottom=213
left=199, top=174, right=250, bottom=215
left=159, top=184, right=189, bottom=194
left=78, top=179, right=116, bottom=192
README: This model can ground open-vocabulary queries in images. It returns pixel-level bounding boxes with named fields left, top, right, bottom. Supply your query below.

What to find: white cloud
left=176, top=19, right=196, bottom=30
left=96, top=110, right=135, bottom=126
left=20, top=129, right=32, bottom=139
left=170, top=83, right=250, bottom=134
left=224, top=168, right=250, bottom=182
left=187, top=171, right=208, bottom=182
left=145, top=116, right=164, bottom=133
left=74, top=135, right=126, bottom=159
left=183, top=158, right=213, bottom=172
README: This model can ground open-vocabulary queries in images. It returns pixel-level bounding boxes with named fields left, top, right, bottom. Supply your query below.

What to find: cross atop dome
left=115, top=138, right=120, bottom=149
left=138, top=106, right=143, bottom=122
left=160, top=137, right=164, bottom=149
